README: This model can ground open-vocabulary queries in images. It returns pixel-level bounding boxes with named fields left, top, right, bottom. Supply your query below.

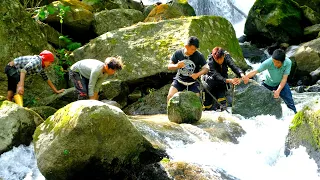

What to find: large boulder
left=232, top=80, right=282, bottom=118
left=82, top=0, right=144, bottom=12
left=30, top=106, right=58, bottom=120
left=93, top=9, right=144, bottom=36
left=33, top=100, right=165, bottom=180
left=285, top=98, right=320, bottom=170
left=167, top=91, right=202, bottom=124
left=291, top=38, right=320, bottom=76
left=71, top=15, right=247, bottom=83
left=44, top=0, right=94, bottom=42
left=0, top=101, right=44, bottom=155
left=304, top=24, right=320, bottom=41
left=35, top=87, right=78, bottom=109
left=144, top=3, right=191, bottom=22
left=244, top=0, right=304, bottom=45
left=0, top=0, right=53, bottom=96
left=300, top=5, right=320, bottom=25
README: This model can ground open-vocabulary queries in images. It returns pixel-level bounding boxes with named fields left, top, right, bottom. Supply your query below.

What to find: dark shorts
left=171, top=79, right=200, bottom=93
left=4, top=65, right=20, bottom=93
left=69, top=70, right=89, bottom=99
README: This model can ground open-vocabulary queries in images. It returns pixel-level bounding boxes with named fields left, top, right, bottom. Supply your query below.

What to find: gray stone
left=0, top=101, right=43, bottom=155
left=34, top=100, right=165, bottom=180
left=167, top=91, right=202, bottom=124
left=232, top=80, right=282, bottom=118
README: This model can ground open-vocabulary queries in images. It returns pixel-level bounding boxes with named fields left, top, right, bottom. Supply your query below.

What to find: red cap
left=39, top=50, right=54, bottom=62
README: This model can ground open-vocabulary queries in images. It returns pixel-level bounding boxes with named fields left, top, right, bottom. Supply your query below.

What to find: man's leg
left=7, top=90, right=14, bottom=101
left=167, top=80, right=185, bottom=102
left=280, top=83, right=297, bottom=113
left=69, top=70, right=89, bottom=100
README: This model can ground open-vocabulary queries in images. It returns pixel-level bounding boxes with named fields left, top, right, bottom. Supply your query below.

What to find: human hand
left=176, top=61, right=185, bottom=69
left=232, top=78, right=241, bottom=85
left=17, top=85, right=24, bottom=95
left=190, top=73, right=199, bottom=80
left=56, top=89, right=65, bottom=94
left=273, top=90, right=280, bottom=98
left=242, top=76, right=249, bottom=84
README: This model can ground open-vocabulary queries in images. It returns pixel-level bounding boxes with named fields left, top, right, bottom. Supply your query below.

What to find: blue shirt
left=257, top=57, right=292, bottom=87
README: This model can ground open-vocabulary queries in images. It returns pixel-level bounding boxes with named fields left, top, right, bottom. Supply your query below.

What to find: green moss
left=290, top=110, right=305, bottom=130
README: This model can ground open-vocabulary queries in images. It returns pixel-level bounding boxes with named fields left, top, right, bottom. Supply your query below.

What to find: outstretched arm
left=47, top=80, right=64, bottom=94
left=243, top=70, right=258, bottom=84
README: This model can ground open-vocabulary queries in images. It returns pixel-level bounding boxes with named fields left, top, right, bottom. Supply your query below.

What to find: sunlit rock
left=33, top=100, right=165, bottom=180
left=285, top=97, right=320, bottom=170
left=0, top=101, right=43, bottom=155
left=167, top=91, right=202, bottom=124
left=93, top=9, right=144, bottom=35
left=232, top=80, right=282, bottom=118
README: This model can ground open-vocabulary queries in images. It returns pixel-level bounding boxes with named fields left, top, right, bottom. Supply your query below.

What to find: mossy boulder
left=293, top=0, right=320, bottom=14
left=33, top=100, right=165, bottom=180
left=82, top=0, right=144, bottom=12
left=124, top=84, right=170, bottom=115
left=30, top=106, right=57, bottom=120
left=99, top=80, right=129, bottom=108
left=35, top=87, right=78, bottom=109
left=0, top=101, right=44, bottom=155
left=171, top=0, right=196, bottom=16
left=144, top=4, right=184, bottom=22
left=0, top=0, right=53, bottom=96
left=196, top=112, right=246, bottom=144
left=244, top=0, right=304, bottom=44
left=71, top=16, right=246, bottom=83
left=292, top=38, right=320, bottom=76
left=232, top=80, right=282, bottom=118
left=167, top=91, right=202, bottom=124
left=38, top=21, right=69, bottom=48
left=44, top=0, right=94, bottom=42
left=301, top=5, right=320, bottom=25
left=304, top=24, right=320, bottom=41
left=93, top=9, right=144, bottom=35
left=285, top=98, right=320, bottom=170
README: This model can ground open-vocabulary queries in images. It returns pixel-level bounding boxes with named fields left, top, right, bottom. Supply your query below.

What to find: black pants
left=4, top=65, right=20, bottom=93
left=203, top=84, right=227, bottom=110
left=69, top=70, right=89, bottom=100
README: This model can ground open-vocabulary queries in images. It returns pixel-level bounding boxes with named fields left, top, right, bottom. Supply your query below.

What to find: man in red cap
left=4, top=50, right=64, bottom=106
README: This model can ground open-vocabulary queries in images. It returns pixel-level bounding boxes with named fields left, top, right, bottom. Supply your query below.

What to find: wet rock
left=167, top=91, right=202, bottom=124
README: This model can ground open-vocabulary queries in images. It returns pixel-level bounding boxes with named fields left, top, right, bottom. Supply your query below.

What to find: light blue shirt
left=257, top=57, right=292, bottom=87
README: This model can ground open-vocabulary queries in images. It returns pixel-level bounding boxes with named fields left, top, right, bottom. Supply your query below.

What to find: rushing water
left=1, top=1, right=320, bottom=180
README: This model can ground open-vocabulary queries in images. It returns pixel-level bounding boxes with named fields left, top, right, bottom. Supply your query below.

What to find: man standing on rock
left=69, top=57, right=123, bottom=100
left=4, top=50, right=65, bottom=107
left=243, top=49, right=297, bottom=113
left=167, top=36, right=209, bottom=102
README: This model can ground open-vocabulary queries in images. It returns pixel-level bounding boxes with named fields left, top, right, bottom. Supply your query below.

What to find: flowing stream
left=1, top=0, right=320, bottom=179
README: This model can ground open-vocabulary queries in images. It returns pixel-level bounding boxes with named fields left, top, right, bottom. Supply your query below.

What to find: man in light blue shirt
left=243, top=49, right=297, bottom=113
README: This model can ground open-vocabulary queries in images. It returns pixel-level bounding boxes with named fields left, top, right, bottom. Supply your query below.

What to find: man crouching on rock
left=4, top=50, right=65, bottom=106
left=69, top=57, right=123, bottom=100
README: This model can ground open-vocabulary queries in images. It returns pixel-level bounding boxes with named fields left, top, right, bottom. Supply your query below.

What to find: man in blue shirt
left=243, top=49, right=297, bottom=113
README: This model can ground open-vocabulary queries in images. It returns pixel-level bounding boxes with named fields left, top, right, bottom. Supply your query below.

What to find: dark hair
left=105, top=57, right=123, bottom=70
left=272, top=49, right=285, bottom=62
left=186, top=36, right=199, bottom=48
left=212, top=47, right=225, bottom=60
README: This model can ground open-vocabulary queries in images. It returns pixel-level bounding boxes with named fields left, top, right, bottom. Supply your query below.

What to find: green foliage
left=54, top=36, right=81, bottom=79
left=34, top=5, right=56, bottom=21
left=57, top=4, right=71, bottom=24
left=34, top=4, right=70, bottom=24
